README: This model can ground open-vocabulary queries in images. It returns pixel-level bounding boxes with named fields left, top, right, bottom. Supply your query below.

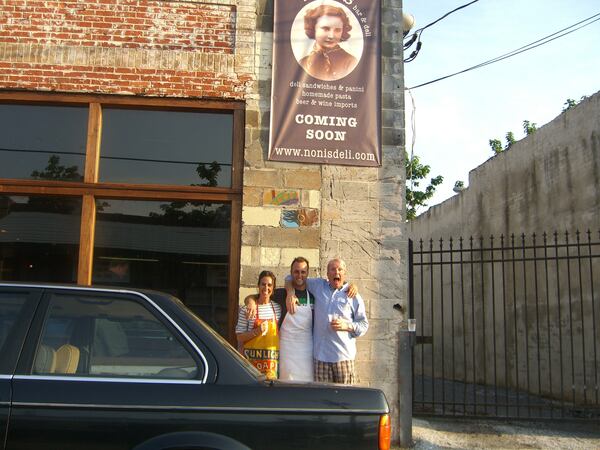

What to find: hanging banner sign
left=268, top=0, right=381, bottom=167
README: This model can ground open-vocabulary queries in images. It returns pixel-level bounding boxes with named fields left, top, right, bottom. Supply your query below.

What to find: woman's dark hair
left=303, top=5, right=352, bottom=41
left=257, top=270, right=277, bottom=291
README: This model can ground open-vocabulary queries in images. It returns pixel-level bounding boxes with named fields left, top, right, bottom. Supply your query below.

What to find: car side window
left=0, top=292, right=28, bottom=362
left=33, top=293, right=199, bottom=379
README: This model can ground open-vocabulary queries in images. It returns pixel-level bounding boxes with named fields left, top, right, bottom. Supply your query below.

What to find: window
left=92, top=199, right=231, bottom=336
left=0, top=92, right=243, bottom=343
left=100, top=108, right=233, bottom=187
left=0, top=195, right=81, bottom=283
left=0, top=104, right=87, bottom=181
left=0, top=292, right=28, bottom=358
left=33, top=293, right=200, bottom=379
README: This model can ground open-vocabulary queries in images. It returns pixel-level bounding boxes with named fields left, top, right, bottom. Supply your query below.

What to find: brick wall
left=0, top=0, right=253, bottom=98
left=0, top=0, right=235, bottom=51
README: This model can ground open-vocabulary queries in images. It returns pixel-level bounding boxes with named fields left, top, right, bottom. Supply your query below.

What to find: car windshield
left=168, top=295, right=265, bottom=380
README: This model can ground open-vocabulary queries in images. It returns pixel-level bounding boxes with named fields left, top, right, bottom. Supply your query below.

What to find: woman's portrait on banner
left=291, top=1, right=364, bottom=81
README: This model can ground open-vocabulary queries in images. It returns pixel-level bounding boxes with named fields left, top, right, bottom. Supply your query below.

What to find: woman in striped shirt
left=236, top=270, right=282, bottom=353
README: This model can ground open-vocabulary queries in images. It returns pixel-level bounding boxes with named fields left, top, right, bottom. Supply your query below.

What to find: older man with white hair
left=286, top=258, right=368, bottom=384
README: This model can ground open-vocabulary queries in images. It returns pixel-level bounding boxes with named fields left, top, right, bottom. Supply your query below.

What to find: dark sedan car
left=0, top=283, right=391, bottom=450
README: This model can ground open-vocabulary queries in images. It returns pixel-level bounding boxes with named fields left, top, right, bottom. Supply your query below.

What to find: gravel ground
left=392, top=417, right=600, bottom=449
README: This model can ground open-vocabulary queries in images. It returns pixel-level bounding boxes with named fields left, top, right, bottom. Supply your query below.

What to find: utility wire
left=407, top=12, right=600, bottom=89
left=0, top=147, right=231, bottom=167
left=406, top=88, right=417, bottom=191
left=406, top=0, right=479, bottom=39
left=404, top=0, right=480, bottom=62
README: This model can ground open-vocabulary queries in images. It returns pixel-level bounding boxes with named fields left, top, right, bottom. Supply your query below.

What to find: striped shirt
left=236, top=302, right=282, bottom=333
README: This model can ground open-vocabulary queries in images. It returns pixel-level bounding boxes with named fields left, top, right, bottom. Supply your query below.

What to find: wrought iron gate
left=409, top=231, right=600, bottom=419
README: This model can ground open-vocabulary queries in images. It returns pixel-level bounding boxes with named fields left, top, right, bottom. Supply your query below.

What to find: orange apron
left=243, top=302, right=279, bottom=380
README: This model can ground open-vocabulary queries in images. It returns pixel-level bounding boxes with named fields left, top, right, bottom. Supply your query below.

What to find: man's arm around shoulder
left=349, top=292, right=368, bottom=338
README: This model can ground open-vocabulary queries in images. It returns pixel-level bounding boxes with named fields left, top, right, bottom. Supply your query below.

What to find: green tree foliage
left=195, top=161, right=221, bottom=187
left=562, top=98, right=578, bottom=111
left=490, top=96, right=588, bottom=155
left=405, top=150, right=443, bottom=220
left=489, top=121, right=536, bottom=155
left=522, top=120, right=537, bottom=135
left=149, top=201, right=230, bottom=227
left=505, top=131, right=516, bottom=149
left=27, top=155, right=84, bottom=213
left=30, top=155, right=83, bottom=181
left=562, top=95, right=588, bottom=112
left=149, top=161, right=228, bottom=227
left=489, top=138, right=503, bottom=155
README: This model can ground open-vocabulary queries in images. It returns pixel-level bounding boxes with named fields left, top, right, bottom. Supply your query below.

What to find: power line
left=407, top=12, right=600, bottom=89
left=407, top=0, right=480, bottom=38
left=404, top=0, right=481, bottom=62
left=406, top=88, right=417, bottom=191
left=0, top=147, right=231, bottom=167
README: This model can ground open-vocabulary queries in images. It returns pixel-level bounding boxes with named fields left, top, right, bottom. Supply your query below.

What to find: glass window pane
left=92, top=199, right=231, bottom=337
left=99, top=108, right=233, bottom=187
left=0, top=292, right=28, bottom=359
left=33, top=293, right=198, bottom=378
left=0, top=104, right=87, bottom=181
left=0, top=195, right=81, bottom=282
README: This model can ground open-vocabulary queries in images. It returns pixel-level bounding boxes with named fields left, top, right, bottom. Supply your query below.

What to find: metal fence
left=409, top=231, right=600, bottom=419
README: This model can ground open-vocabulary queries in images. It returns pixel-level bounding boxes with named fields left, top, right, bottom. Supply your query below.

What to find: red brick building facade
left=0, top=0, right=249, bottom=97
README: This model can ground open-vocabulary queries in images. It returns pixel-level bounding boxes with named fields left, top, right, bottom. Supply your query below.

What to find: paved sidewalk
left=393, top=417, right=600, bottom=449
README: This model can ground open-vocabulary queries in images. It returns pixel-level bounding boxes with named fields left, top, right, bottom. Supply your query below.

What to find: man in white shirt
left=287, top=258, right=368, bottom=384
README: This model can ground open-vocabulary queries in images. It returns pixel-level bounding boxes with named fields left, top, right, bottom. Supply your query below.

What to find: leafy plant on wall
left=405, top=150, right=443, bottom=220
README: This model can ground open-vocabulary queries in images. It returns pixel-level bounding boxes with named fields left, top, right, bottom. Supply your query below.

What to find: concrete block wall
left=409, top=91, right=600, bottom=239
left=408, top=91, right=600, bottom=405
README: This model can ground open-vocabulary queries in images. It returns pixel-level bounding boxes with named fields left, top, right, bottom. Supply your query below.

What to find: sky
left=403, top=0, right=600, bottom=214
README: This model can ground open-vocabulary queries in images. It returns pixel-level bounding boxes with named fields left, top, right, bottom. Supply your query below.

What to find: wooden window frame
left=0, top=91, right=244, bottom=342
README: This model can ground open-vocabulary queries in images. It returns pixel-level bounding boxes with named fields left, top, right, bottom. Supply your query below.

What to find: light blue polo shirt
left=305, top=278, right=368, bottom=363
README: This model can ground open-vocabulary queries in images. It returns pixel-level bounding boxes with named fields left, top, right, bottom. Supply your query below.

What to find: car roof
left=0, top=281, right=186, bottom=321
left=0, top=281, right=170, bottom=298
